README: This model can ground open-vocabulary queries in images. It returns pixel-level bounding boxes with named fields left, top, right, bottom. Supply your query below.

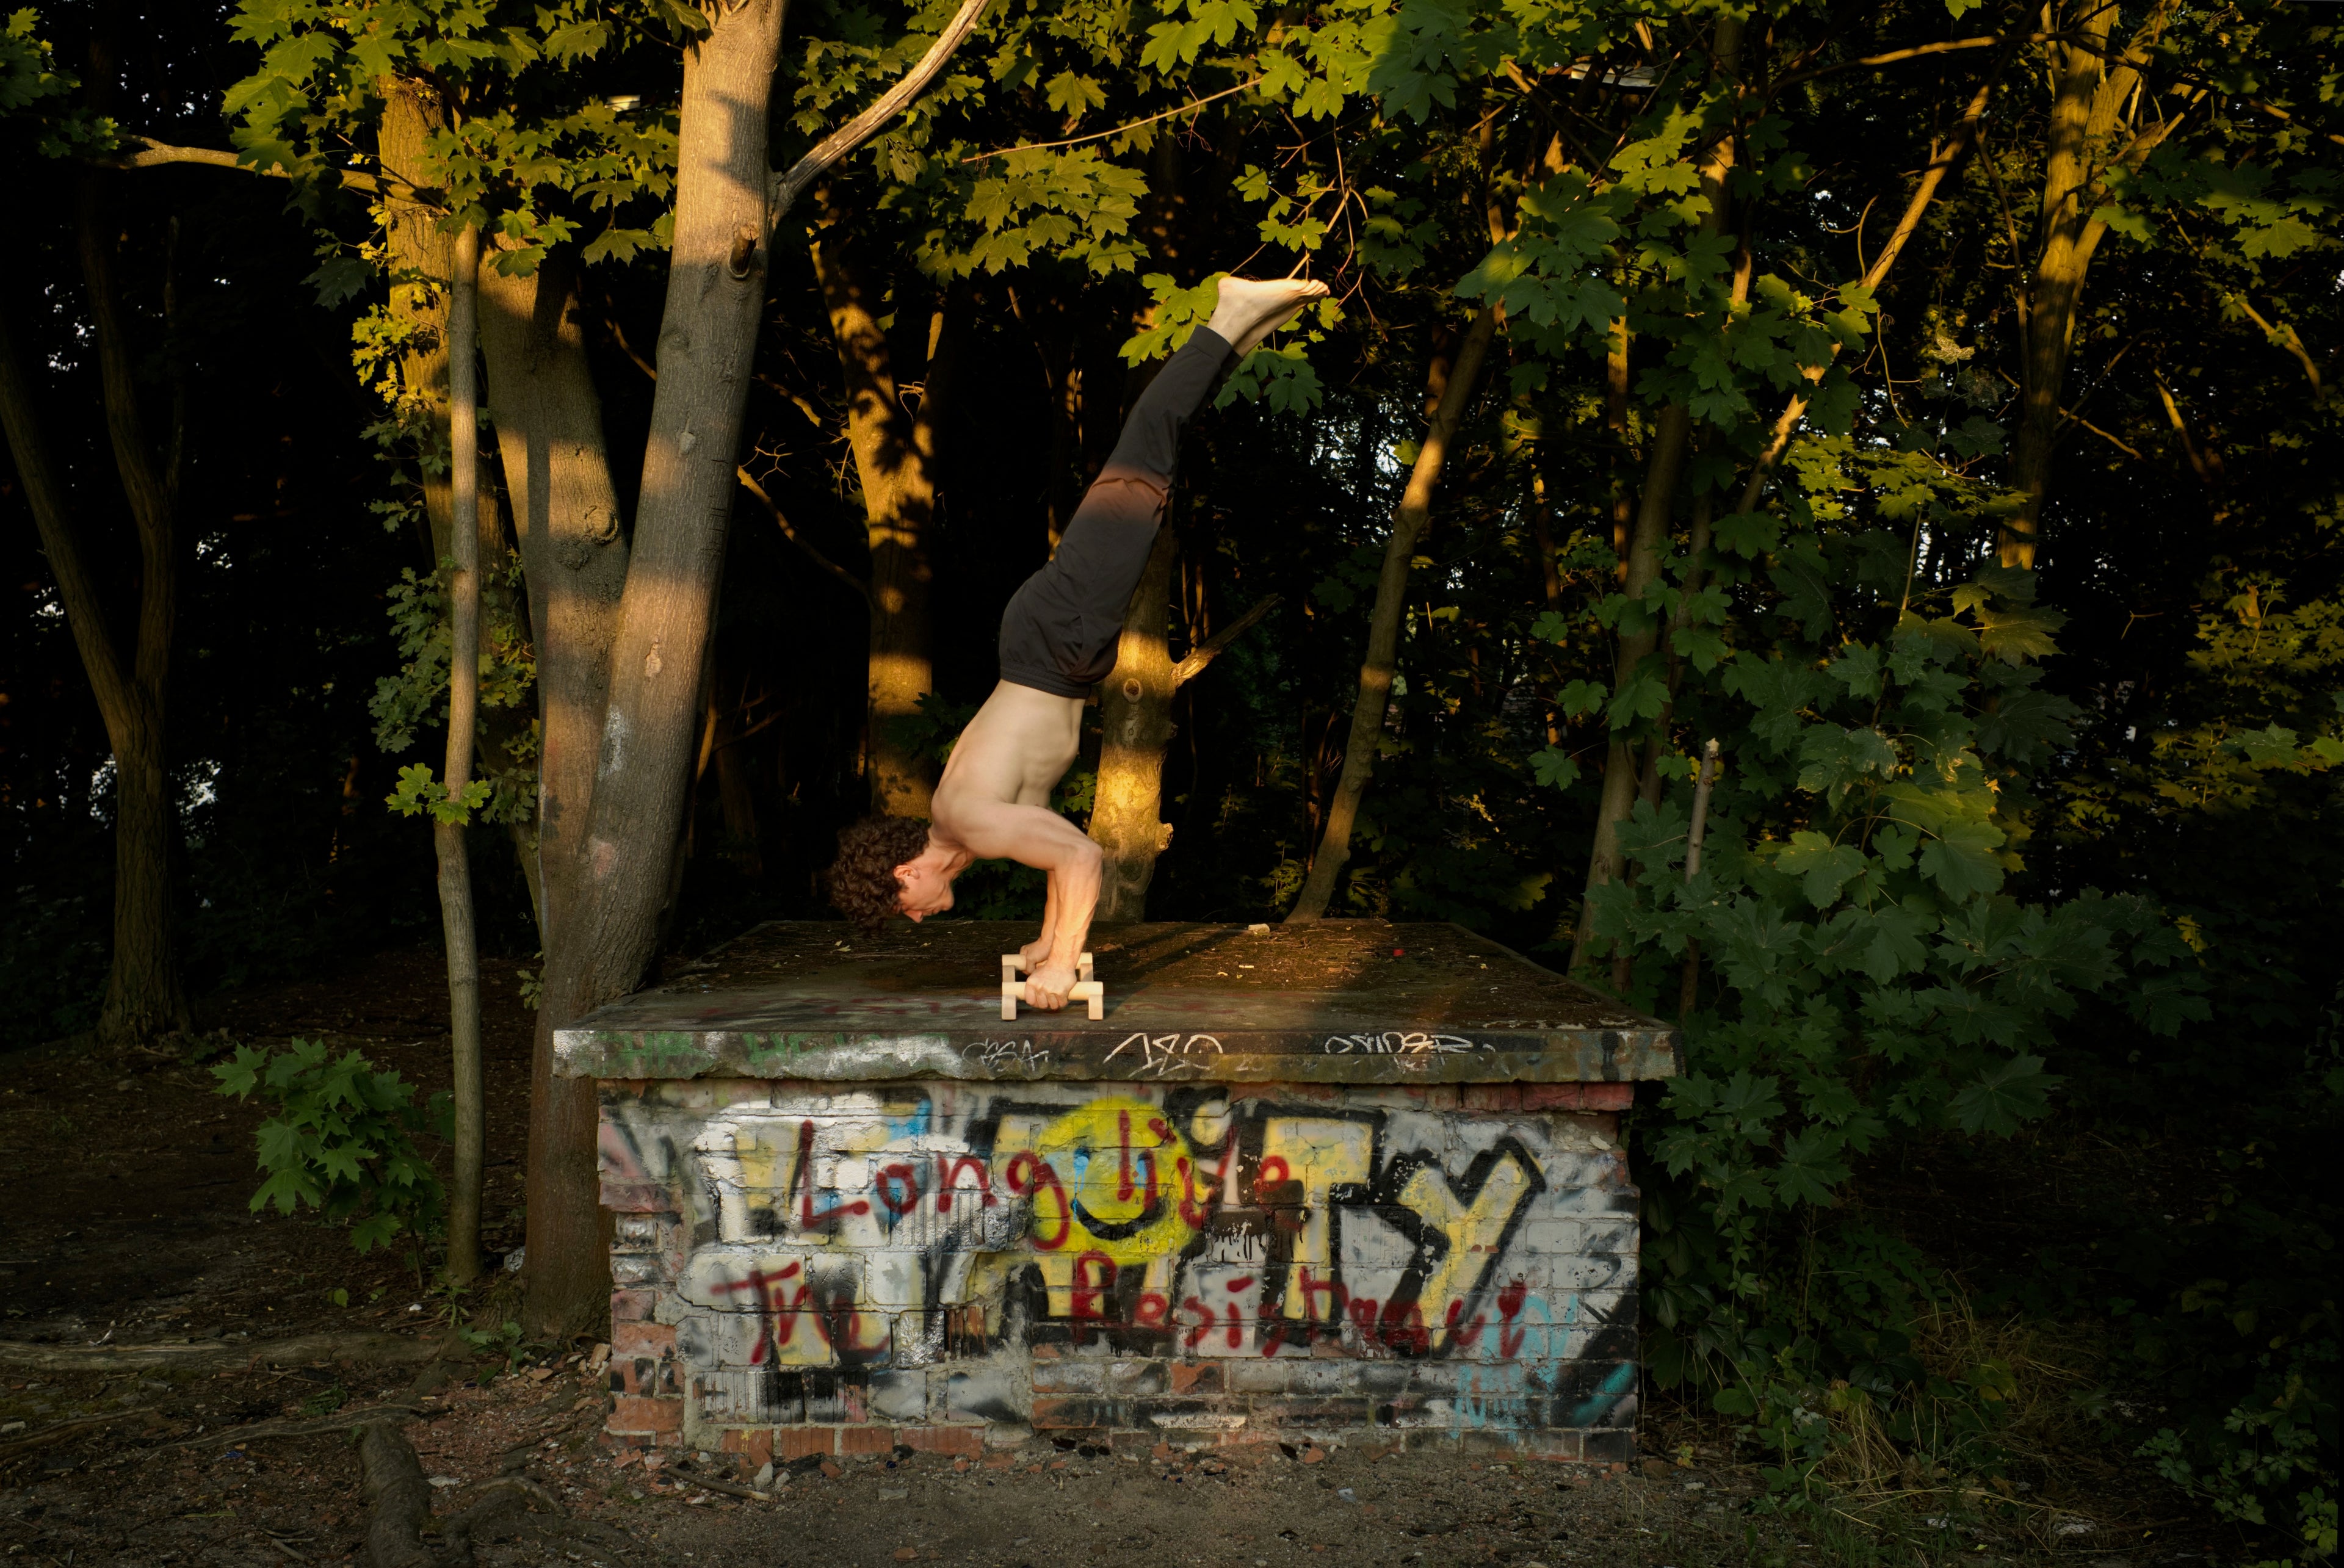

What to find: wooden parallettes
left=999, top=953, right=1104, bottom=1021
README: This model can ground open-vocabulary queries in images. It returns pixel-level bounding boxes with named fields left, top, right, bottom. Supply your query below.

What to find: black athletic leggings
left=995, top=327, right=1233, bottom=698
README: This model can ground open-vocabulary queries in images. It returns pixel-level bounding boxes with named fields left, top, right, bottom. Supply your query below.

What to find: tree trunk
left=476, top=253, right=631, bottom=933
left=1091, top=552, right=1279, bottom=918
left=1564, top=18, right=1743, bottom=975
left=2005, top=2, right=2185, bottom=568
left=810, top=223, right=957, bottom=818
left=1090, top=528, right=1181, bottom=919
left=376, top=81, right=455, bottom=565
left=439, top=222, right=485, bottom=1288
left=0, top=175, right=196, bottom=1048
left=1287, top=306, right=1500, bottom=922
left=523, top=0, right=789, bottom=1339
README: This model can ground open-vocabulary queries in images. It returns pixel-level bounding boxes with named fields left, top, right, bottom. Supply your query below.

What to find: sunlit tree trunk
left=522, top=0, right=790, bottom=1337
left=1091, top=522, right=1279, bottom=919
left=1287, top=306, right=1499, bottom=922
left=811, top=224, right=959, bottom=818
left=2006, top=2, right=2193, bottom=568
left=380, top=82, right=542, bottom=950
left=438, top=222, right=486, bottom=1287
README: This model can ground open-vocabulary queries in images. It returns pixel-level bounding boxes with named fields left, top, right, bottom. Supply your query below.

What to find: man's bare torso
left=892, top=682, right=1102, bottom=1010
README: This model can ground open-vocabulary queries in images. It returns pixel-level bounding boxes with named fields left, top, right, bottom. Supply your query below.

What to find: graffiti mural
left=600, top=1078, right=1639, bottom=1449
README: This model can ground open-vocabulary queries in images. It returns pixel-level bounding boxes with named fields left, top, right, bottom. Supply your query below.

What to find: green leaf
left=1712, top=1386, right=1757, bottom=1416
left=1558, top=679, right=1607, bottom=717
left=1778, top=830, right=1865, bottom=908
left=1917, top=818, right=2006, bottom=900
left=2233, top=723, right=2300, bottom=768
left=1531, top=747, right=1581, bottom=790
left=1948, top=1054, right=2063, bottom=1135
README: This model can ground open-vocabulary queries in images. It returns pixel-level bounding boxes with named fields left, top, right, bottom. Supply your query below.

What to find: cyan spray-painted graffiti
left=601, top=1080, right=1638, bottom=1435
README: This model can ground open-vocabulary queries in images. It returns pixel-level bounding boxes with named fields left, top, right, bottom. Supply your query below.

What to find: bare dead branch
left=963, top=77, right=1264, bottom=164
left=107, top=137, right=389, bottom=195
left=736, top=466, right=871, bottom=604
left=1171, top=593, right=1283, bottom=686
left=771, top=0, right=995, bottom=222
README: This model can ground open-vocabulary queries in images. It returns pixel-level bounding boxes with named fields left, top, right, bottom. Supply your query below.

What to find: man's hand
left=1021, top=961, right=1081, bottom=1011
left=1018, top=936, right=1055, bottom=972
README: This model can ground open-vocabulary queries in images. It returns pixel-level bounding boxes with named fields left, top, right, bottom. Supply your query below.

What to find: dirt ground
left=0, top=945, right=2234, bottom=1567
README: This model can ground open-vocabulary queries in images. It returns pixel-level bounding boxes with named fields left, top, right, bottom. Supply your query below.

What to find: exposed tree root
left=0, top=1331, right=457, bottom=1374
left=139, top=1401, right=426, bottom=1454
left=0, top=1404, right=153, bottom=1467
left=358, top=1419, right=552, bottom=1568
left=359, top=1418, right=446, bottom=1568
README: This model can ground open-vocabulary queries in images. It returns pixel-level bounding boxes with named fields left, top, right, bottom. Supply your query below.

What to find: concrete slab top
left=555, top=919, right=1679, bottom=1085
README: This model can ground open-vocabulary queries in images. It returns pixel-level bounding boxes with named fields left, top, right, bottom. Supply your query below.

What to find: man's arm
left=1021, top=869, right=1061, bottom=972
left=943, top=796, right=1100, bottom=1008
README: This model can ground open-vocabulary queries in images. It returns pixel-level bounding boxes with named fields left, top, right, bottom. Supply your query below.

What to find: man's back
left=933, top=683, right=1085, bottom=820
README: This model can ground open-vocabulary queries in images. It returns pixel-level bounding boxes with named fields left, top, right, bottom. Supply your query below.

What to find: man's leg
left=996, top=278, right=1331, bottom=698
left=995, top=328, right=1234, bottom=696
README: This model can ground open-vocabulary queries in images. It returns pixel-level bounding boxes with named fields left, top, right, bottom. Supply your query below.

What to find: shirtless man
left=827, top=275, right=1329, bottom=1009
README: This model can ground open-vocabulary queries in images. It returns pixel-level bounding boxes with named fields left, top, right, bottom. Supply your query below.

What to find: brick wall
left=598, top=1078, right=1639, bottom=1459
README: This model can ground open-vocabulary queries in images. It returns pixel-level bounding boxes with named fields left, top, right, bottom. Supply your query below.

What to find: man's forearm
left=1029, top=870, right=1061, bottom=958
left=1045, top=851, right=1100, bottom=970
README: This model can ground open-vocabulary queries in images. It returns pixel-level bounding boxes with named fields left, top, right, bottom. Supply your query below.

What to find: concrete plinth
left=557, top=920, right=1679, bottom=1461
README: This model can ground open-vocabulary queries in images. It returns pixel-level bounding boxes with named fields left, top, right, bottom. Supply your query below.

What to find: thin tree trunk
left=1677, top=739, right=1720, bottom=1019
left=9, top=172, right=193, bottom=1049
left=376, top=81, right=455, bottom=566
left=439, top=223, right=485, bottom=1288
left=2005, top=1, right=2194, bottom=567
left=523, top=0, right=789, bottom=1339
left=1732, top=81, right=1996, bottom=521
left=1566, top=16, right=1743, bottom=976
left=1287, top=306, right=1500, bottom=922
left=811, top=225, right=957, bottom=818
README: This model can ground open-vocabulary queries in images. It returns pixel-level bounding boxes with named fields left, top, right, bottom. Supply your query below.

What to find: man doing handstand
left=828, top=275, right=1328, bottom=1009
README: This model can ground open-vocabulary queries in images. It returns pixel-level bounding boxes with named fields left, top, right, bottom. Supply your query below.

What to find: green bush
left=211, top=1038, right=451, bottom=1253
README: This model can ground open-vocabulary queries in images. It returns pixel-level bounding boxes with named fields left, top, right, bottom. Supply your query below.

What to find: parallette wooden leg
left=997, top=964, right=1105, bottom=1021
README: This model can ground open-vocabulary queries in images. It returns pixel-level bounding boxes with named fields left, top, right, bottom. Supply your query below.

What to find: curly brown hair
left=827, top=815, right=936, bottom=934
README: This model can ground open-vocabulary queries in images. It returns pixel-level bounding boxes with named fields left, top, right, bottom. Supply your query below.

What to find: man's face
left=894, top=857, right=955, bottom=921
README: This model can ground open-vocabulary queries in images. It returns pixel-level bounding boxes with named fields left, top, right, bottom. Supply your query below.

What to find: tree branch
left=0, top=286, right=137, bottom=734
left=1773, top=33, right=2071, bottom=92
left=736, top=466, right=871, bottom=604
left=1171, top=593, right=1282, bottom=686
left=104, top=136, right=387, bottom=195
left=962, top=76, right=1262, bottom=164
left=1731, top=76, right=1997, bottom=513
left=770, top=0, right=995, bottom=223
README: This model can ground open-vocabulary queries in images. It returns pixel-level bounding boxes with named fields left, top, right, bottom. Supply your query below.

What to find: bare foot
left=1206, top=275, right=1332, bottom=357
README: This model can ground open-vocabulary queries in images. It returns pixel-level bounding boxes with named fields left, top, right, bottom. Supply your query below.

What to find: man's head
left=828, top=815, right=950, bottom=934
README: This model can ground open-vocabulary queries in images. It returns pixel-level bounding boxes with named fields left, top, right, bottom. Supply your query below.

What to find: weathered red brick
left=1168, top=1362, right=1222, bottom=1395
left=839, top=1425, right=896, bottom=1456
left=609, top=1288, right=658, bottom=1323
left=1521, top=1082, right=1635, bottom=1111
left=1030, top=1397, right=1114, bottom=1430
left=776, top=1427, right=837, bottom=1461
left=610, top=1395, right=681, bottom=1434
left=898, top=1428, right=983, bottom=1457
left=1463, top=1085, right=1524, bottom=1111
left=612, top=1321, right=676, bottom=1357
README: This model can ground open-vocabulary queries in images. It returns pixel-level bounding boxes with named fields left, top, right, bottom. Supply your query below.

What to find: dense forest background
left=1, top=0, right=2335, bottom=1557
